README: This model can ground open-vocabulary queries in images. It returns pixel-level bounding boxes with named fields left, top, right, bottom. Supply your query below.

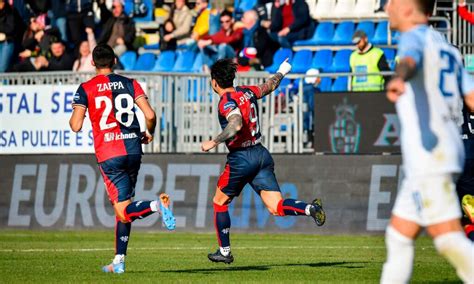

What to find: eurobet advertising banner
left=0, top=85, right=94, bottom=154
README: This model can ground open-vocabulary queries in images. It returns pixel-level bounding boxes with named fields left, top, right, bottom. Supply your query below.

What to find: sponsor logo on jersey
left=223, top=102, right=236, bottom=110
left=97, top=81, right=125, bottom=92
left=329, top=98, right=361, bottom=154
left=104, top=132, right=138, bottom=142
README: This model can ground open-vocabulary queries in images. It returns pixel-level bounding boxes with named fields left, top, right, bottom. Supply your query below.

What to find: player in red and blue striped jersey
left=69, top=44, right=175, bottom=274
left=201, top=59, right=326, bottom=264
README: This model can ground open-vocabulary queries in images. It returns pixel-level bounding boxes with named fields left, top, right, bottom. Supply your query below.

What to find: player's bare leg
left=208, top=188, right=234, bottom=264
left=260, top=190, right=326, bottom=226
left=102, top=194, right=176, bottom=273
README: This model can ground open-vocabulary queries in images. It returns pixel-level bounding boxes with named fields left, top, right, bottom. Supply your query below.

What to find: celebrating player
left=381, top=0, right=474, bottom=283
left=201, top=58, right=326, bottom=264
left=69, top=44, right=176, bottom=274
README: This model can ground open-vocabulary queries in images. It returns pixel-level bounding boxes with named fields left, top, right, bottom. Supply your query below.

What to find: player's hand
left=141, top=131, right=153, bottom=144
left=201, top=140, right=217, bottom=152
left=386, top=77, right=405, bottom=103
left=277, top=58, right=292, bottom=76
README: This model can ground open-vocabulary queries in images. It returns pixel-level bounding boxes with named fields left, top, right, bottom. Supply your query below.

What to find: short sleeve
left=72, top=84, right=88, bottom=109
left=397, top=29, right=424, bottom=67
left=219, top=96, right=240, bottom=120
left=133, top=79, right=147, bottom=101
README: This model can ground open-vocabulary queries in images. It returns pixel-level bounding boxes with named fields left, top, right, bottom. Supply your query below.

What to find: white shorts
left=392, top=174, right=462, bottom=227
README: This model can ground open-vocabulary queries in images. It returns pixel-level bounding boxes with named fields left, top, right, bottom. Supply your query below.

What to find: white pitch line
left=0, top=245, right=435, bottom=253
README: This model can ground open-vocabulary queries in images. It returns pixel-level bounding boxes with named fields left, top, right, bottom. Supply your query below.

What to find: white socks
left=381, top=226, right=414, bottom=284
left=434, top=232, right=474, bottom=284
left=220, top=246, right=231, bottom=256
left=150, top=200, right=159, bottom=212
left=305, top=205, right=312, bottom=216
left=113, top=254, right=125, bottom=264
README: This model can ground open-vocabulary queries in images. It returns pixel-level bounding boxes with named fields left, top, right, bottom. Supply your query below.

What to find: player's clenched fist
left=277, top=58, right=292, bottom=76
left=141, top=132, right=153, bottom=144
left=386, top=77, right=405, bottom=103
left=201, top=140, right=217, bottom=152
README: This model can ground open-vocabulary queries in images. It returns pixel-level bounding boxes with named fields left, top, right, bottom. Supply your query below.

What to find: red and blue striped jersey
left=72, top=73, right=146, bottom=163
left=218, top=85, right=262, bottom=151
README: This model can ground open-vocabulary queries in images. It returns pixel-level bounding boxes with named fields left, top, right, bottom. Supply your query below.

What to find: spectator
left=241, top=9, right=279, bottom=67
left=265, top=0, right=315, bottom=48
left=73, top=27, right=96, bottom=72
left=458, top=0, right=474, bottom=24
left=190, top=0, right=210, bottom=40
left=43, top=39, right=74, bottom=71
left=49, top=0, right=68, bottom=42
left=66, top=0, right=94, bottom=49
left=163, top=0, right=193, bottom=46
left=26, top=0, right=50, bottom=15
left=159, top=19, right=177, bottom=51
left=0, top=0, right=15, bottom=72
left=198, top=10, right=243, bottom=70
left=349, top=30, right=390, bottom=92
left=98, top=0, right=136, bottom=57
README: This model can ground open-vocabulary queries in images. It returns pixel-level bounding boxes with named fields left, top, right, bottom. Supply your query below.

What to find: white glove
left=277, top=59, right=292, bottom=76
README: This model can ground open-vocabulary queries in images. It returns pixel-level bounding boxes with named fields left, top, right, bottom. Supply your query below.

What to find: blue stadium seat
left=355, top=21, right=375, bottom=42
left=372, top=21, right=389, bottom=45
left=332, top=76, right=349, bottom=92
left=172, top=50, right=196, bottom=72
left=119, top=51, right=137, bottom=71
left=382, top=48, right=397, bottom=70
left=153, top=51, right=176, bottom=72
left=265, top=48, right=293, bottom=73
left=291, top=50, right=313, bottom=73
left=294, top=22, right=335, bottom=46
left=391, top=31, right=400, bottom=44
left=143, top=43, right=160, bottom=50
left=318, top=77, right=332, bottom=92
left=332, top=21, right=355, bottom=45
left=311, top=49, right=333, bottom=73
left=133, top=0, right=153, bottom=22
left=191, top=52, right=203, bottom=72
left=328, top=49, right=352, bottom=73
left=133, top=53, right=156, bottom=71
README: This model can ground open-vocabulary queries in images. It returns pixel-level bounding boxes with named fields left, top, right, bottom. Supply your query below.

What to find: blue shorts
left=456, top=159, right=474, bottom=202
left=217, top=144, right=280, bottom=198
left=99, top=154, right=141, bottom=204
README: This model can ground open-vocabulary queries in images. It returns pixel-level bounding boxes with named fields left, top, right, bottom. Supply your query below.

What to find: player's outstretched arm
left=135, top=96, right=157, bottom=144
left=386, top=57, right=417, bottom=103
left=69, top=106, right=86, bottom=132
left=201, top=113, right=243, bottom=152
left=256, top=59, right=292, bottom=99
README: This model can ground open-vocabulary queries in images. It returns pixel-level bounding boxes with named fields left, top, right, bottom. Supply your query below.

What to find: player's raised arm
left=255, top=59, right=292, bottom=99
left=135, top=96, right=156, bottom=144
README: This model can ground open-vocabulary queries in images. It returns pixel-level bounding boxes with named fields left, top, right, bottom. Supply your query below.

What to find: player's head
left=210, top=59, right=237, bottom=94
left=386, top=0, right=435, bottom=31
left=92, top=44, right=116, bottom=70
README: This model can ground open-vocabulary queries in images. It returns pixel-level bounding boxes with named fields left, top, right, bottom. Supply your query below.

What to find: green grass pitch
left=0, top=230, right=461, bottom=283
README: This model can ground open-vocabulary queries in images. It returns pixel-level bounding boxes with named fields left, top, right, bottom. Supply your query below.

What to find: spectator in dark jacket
left=266, top=0, right=315, bottom=48
left=198, top=10, right=243, bottom=70
left=43, top=39, right=74, bottom=71
left=26, top=0, right=50, bottom=15
left=66, top=0, right=94, bottom=49
left=49, top=0, right=68, bottom=42
left=0, top=0, right=15, bottom=72
left=98, top=0, right=136, bottom=56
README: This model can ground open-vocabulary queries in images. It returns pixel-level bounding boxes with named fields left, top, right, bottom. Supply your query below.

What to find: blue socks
left=124, top=200, right=158, bottom=222
left=277, top=199, right=311, bottom=216
left=214, top=203, right=231, bottom=252
left=115, top=217, right=131, bottom=255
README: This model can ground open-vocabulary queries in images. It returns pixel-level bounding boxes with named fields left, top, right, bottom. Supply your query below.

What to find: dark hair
left=210, top=59, right=237, bottom=89
left=220, top=9, right=233, bottom=20
left=92, top=44, right=116, bottom=69
left=415, top=0, right=435, bottom=16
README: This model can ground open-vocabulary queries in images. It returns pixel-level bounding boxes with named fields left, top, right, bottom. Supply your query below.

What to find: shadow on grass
left=161, top=261, right=368, bottom=274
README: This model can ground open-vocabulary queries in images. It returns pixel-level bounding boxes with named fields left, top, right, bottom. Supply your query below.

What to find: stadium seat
left=356, top=21, right=375, bottom=41
left=318, top=77, right=333, bottom=92
left=311, top=49, right=333, bottom=72
left=382, top=48, right=397, bottom=70
left=332, top=21, right=355, bottom=45
left=312, top=0, right=336, bottom=19
left=133, top=53, right=156, bottom=71
left=191, top=52, right=203, bottom=72
left=354, top=0, right=377, bottom=17
left=391, top=31, right=400, bottom=44
left=152, top=51, right=176, bottom=72
left=372, top=21, right=389, bottom=45
left=143, top=43, right=160, bottom=50
left=291, top=50, right=313, bottom=73
left=331, top=76, right=349, bottom=92
left=328, top=49, right=352, bottom=73
left=119, top=51, right=137, bottom=71
left=294, top=22, right=335, bottom=46
left=133, top=0, right=153, bottom=22
left=172, top=50, right=196, bottom=72
left=265, top=48, right=293, bottom=73
left=334, top=0, right=356, bottom=18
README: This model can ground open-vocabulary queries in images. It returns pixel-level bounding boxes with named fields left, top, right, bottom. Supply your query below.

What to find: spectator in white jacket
left=73, top=27, right=96, bottom=72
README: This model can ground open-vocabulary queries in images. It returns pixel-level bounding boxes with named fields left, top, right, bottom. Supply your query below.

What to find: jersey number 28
left=95, top=94, right=135, bottom=130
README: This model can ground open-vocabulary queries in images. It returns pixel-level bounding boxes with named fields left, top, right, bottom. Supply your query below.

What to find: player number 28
left=95, top=94, right=135, bottom=130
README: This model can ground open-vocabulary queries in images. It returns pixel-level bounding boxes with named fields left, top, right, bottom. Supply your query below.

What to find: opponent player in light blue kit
left=381, top=0, right=474, bottom=283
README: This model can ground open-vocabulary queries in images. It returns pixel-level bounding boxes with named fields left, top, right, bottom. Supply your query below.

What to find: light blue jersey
left=396, top=25, right=474, bottom=177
